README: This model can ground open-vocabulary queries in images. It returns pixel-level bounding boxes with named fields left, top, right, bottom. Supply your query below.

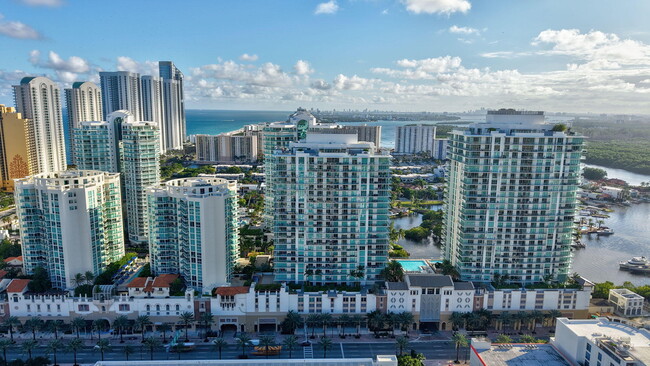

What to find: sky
left=2, top=0, right=650, bottom=113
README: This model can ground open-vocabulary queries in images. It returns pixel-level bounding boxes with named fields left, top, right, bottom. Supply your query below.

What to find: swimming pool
left=395, top=260, right=429, bottom=272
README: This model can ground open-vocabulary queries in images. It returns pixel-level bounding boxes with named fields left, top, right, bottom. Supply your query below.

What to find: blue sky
left=2, top=0, right=650, bottom=113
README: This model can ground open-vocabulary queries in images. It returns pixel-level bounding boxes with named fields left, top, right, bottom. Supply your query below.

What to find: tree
left=318, top=336, right=333, bottom=358
left=95, top=339, right=110, bottom=361
left=235, top=333, right=251, bottom=358
left=113, top=315, right=129, bottom=343
left=520, top=334, right=537, bottom=343
left=583, top=167, right=607, bottom=181
left=143, top=336, right=161, bottom=360
left=48, top=320, right=64, bottom=340
left=380, top=261, right=405, bottom=282
left=450, top=312, right=465, bottom=331
left=72, top=273, right=86, bottom=288
left=213, top=338, right=228, bottom=360
left=548, top=310, right=562, bottom=327
left=71, top=317, right=86, bottom=339
left=282, top=335, right=298, bottom=359
left=551, top=123, right=568, bottom=132
left=158, top=323, right=172, bottom=343
left=24, top=318, right=43, bottom=341
left=306, top=314, right=321, bottom=338
left=397, top=312, right=414, bottom=333
left=438, top=260, right=460, bottom=280
left=338, top=314, right=351, bottom=337
left=592, top=281, right=615, bottom=299
left=452, top=333, right=468, bottom=362
left=4, top=316, right=19, bottom=343
left=259, top=335, right=275, bottom=359
left=21, top=339, right=38, bottom=360
left=367, top=310, right=387, bottom=336
left=396, top=336, right=410, bottom=356
left=28, top=267, right=51, bottom=293
left=281, top=311, right=303, bottom=335
left=495, top=334, right=513, bottom=344
left=179, top=312, right=194, bottom=342
left=200, top=312, right=214, bottom=341
left=135, top=315, right=151, bottom=343
left=93, top=319, right=105, bottom=340
left=397, top=353, right=425, bottom=366
left=84, top=271, right=95, bottom=285
left=123, top=345, right=135, bottom=361
left=387, top=312, right=399, bottom=337
left=351, top=315, right=364, bottom=337
left=320, top=314, right=333, bottom=337
left=66, top=338, right=83, bottom=366
left=349, top=265, right=365, bottom=284
left=0, top=339, right=12, bottom=366
left=46, top=339, right=63, bottom=366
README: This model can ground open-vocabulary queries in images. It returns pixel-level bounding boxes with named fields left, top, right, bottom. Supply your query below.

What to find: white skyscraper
left=269, top=133, right=391, bottom=284
left=148, top=177, right=239, bottom=293
left=65, top=81, right=103, bottom=163
left=159, top=61, right=186, bottom=151
left=13, top=76, right=67, bottom=173
left=141, top=75, right=165, bottom=151
left=15, top=170, right=124, bottom=289
left=100, top=71, right=143, bottom=120
left=394, top=124, right=437, bottom=155
left=444, top=109, right=584, bottom=284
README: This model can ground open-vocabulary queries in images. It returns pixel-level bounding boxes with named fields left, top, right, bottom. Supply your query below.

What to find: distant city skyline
left=2, top=0, right=650, bottom=113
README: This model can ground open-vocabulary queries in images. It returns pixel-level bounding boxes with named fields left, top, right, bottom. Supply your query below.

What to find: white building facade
left=65, top=81, right=103, bottom=163
left=148, top=177, right=239, bottom=293
left=14, top=170, right=124, bottom=289
left=100, top=71, right=143, bottom=121
left=394, top=124, right=436, bottom=155
left=13, top=76, right=67, bottom=173
left=159, top=61, right=186, bottom=151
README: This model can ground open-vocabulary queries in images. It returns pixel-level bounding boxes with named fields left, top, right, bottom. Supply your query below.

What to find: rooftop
left=473, top=343, right=570, bottom=366
left=214, top=286, right=250, bottom=296
left=406, top=274, right=453, bottom=288
left=7, top=279, right=30, bottom=293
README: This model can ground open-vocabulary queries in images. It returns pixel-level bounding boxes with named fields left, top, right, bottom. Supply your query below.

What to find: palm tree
left=135, top=315, right=152, bottom=343
left=48, top=320, right=64, bottom=340
left=84, top=270, right=95, bottom=285
left=496, top=334, right=513, bottom=344
left=93, top=319, right=105, bottom=340
left=395, top=336, right=409, bottom=356
left=24, top=318, right=43, bottom=341
left=306, top=314, right=320, bottom=338
left=498, top=312, right=512, bottom=332
left=320, top=313, right=333, bottom=337
left=520, top=334, right=537, bottom=343
left=3, top=316, right=19, bottom=343
left=0, top=339, right=12, bottom=366
left=380, top=261, right=405, bottom=282
left=367, top=310, right=386, bottom=336
left=200, top=312, right=214, bottom=341
left=46, top=339, right=64, bottom=366
left=71, top=317, right=86, bottom=339
left=318, top=336, right=333, bottom=358
left=387, top=312, right=399, bottom=337
left=259, top=335, right=275, bottom=359
left=548, top=310, right=562, bottom=327
left=72, top=273, right=86, bottom=288
left=397, top=312, right=414, bottom=333
left=179, top=312, right=194, bottom=342
left=113, top=315, right=129, bottom=343
left=452, top=333, right=468, bottom=363
left=21, top=339, right=38, bottom=360
left=235, top=333, right=251, bottom=358
left=282, top=311, right=303, bottom=335
left=351, top=315, right=364, bottom=337
left=95, top=339, right=110, bottom=361
left=282, top=335, right=298, bottom=359
left=450, top=312, right=465, bottom=331
left=213, top=338, right=228, bottom=360
left=529, top=310, right=544, bottom=333
left=123, top=345, right=135, bottom=361
left=338, top=314, right=351, bottom=337
left=143, top=336, right=161, bottom=360
left=67, top=338, right=83, bottom=366
left=158, top=323, right=172, bottom=343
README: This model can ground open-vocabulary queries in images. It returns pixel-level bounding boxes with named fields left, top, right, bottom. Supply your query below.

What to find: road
left=1, top=340, right=463, bottom=364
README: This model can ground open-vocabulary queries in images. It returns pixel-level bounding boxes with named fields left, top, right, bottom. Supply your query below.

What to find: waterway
left=584, top=164, right=650, bottom=186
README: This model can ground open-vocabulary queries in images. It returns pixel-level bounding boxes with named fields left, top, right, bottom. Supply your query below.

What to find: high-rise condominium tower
left=141, top=75, right=165, bottom=152
left=13, top=76, right=67, bottom=173
left=148, top=177, right=239, bottom=293
left=159, top=61, right=186, bottom=151
left=269, top=133, right=391, bottom=284
left=394, top=124, right=437, bottom=155
left=99, top=71, right=143, bottom=121
left=444, top=109, right=584, bottom=284
left=73, top=110, right=160, bottom=245
left=64, top=82, right=103, bottom=163
left=15, top=170, right=124, bottom=289
left=0, top=105, right=34, bottom=191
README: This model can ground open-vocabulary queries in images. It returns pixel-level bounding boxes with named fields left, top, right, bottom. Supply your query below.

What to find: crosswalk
left=303, top=344, right=314, bottom=359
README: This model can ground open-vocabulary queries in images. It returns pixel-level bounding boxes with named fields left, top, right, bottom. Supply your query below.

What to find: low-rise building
left=553, top=317, right=650, bottom=366
left=470, top=338, right=570, bottom=366
left=609, top=288, right=644, bottom=316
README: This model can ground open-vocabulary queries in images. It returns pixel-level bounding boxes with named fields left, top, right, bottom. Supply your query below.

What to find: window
left=78, top=304, right=89, bottom=312
left=119, top=304, right=130, bottom=311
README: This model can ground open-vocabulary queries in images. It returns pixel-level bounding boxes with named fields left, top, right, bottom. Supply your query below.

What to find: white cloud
left=333, top=74, right=375, bottom=90
left=315, top=1, right=339, bottom=15
left=449, top=25, right=479, bottom=35
left=239, top=53, right=258, bottom=62
left=293, top=60, right=313, bottom=75
left=381, top=9, right=389, bottom=15
left=29, top=50, right=90, bottom=73
left=17, top=0, right=63, bottom=6
left=0, top=14, right=42, bottom=39
left=116, top=56, right=159, bottom=75
left=402, top=0, right=471, bottom=15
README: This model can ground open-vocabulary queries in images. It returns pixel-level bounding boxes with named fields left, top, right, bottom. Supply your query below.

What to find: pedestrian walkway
left=303, top=344, right=314, bottom=359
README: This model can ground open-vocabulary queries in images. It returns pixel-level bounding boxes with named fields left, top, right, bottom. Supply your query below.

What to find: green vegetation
left=397, top=352, right=425, bottom=366
left=170, top=277, right=186, bottom=296
left=585, top=140, right=650, bottom=175
left=254, top=283, right=282, bottom=292
left=94, top=252, right=138, bottom=285
left=139, top=263, right=152, bottom=277
left=592, top=281, right=650, bottom=300
left=27, top=267, right=52, bottom=293
left=551, top=123, right=568, bottom=132
left=389, top=244, right=409, bottom=258
left=403, top=227, right=429, bottom=241
left=0, top=192, right=13, bottom=210
left=583, top=167, right=608, bottom=181
left=0, top=239, right=21, bottom=260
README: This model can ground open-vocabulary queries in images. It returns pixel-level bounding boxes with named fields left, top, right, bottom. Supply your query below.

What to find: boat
left=619, top=257, right=650, bottom=272
left=596, top=228, right=614, bottom=236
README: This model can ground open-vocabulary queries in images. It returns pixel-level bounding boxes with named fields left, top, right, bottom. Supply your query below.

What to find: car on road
left=247, top=339, right=260, bottom=346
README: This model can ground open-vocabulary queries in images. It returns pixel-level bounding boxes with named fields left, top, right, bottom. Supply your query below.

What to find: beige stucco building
left=0, top=105, right=34, bottom=191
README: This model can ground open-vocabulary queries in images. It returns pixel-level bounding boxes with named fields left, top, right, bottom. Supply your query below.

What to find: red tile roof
left=0, top=270, right=8, bottom=279
left=4, top=256, right=22, bottom=263
left=152, top=274, right=179, bottom=288
left=7, top=279, right=30, bottom=293
left=127, top=277, right=149, bottom=288
left=214, top=286, right=250, bottom=296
